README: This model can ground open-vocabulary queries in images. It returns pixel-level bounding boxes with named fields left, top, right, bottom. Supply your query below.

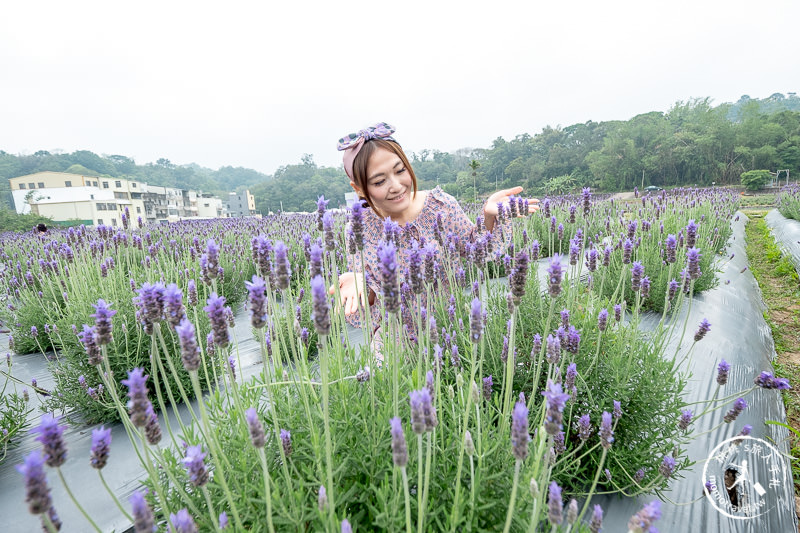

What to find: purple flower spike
left=245, top=275, right=268, bottom=329
left=599, top=411, right=614, bottom=449
left=182, top=445, right=209, bottom=487
left=739, top=424, right=753, bottom=436
left=694, top=318, right=711, bottom=342
left=614, top=304, right=622, bottom=322
left=659, top=455, right=676, bottom=478
left=409, top=388, right=436, bottom=434
left=542, top=380, right=571, bottom=436
left=597, top=308, right=609, bottom=332
left=724, top=398, right=748, bottom=423
left=79, top=325, right=102, bottom=366
left=204, top=293, right=230, bottom=348
left=170, top=508, right=198, bottom=533
left=511, top=400, right=530, bottom=461
left=482, top=375, right=493, bottom=401
left=631, top=261, right=644, bottom=292
left=717, top=360, right=730, bottom=385
left=310, top=275, right=331, bottom=336
left=16, top=450, right=53, bottom=515
left=547, top=255, right=563, bottom=298
left=134, top=282, right=165, bottom=335
left=665, top=234, right=677, bottom=264
left=377, top=242, right=399, bottom=313
left=686, top=247, right=702, bottom=280
left=754, top=371, right=792, bottom=390
left=121, top=368, right=151, bottom=428
left=341, top=519, right=352, bottom=533
left=175, top=318, right=201, bottom=372
left=548, top=481, right=563, bottom=525
left=130, top=491, right=155, bottom=533
left=163, top=284, right=185, bottom=330
left=273, top=241, right=291, bottom=290
left=589, top=504, right=603, bottom=533
left=350, top=200, right=364, bottom=249
left=31, top=414, right=67, bottom=468
left=280, top=429, right=292, bottom=458
left=245, top=408, right=266, bottom=448
left=470, top=298, right=483, bottom=343
left=578, top=414, right=592, bottom=441
left=389, top=417, right=408, bottom=468
left=219, top=512, right=229, bottom=530
left=627, top=501, right=661, bottom=533
left=509, top=250, right=529, bottom=304
left=90, top=426, right=112, bottom=470
left=91, top=299, right=116, bottom=345
left=546, top=334, right=561, bottom=365
left=678, top=409, right=693, bottom=431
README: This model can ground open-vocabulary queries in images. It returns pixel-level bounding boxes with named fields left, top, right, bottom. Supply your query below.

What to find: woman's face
left=360, top=146, right=414, bottom=220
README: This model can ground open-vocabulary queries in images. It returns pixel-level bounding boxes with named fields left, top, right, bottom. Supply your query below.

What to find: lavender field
left=0, top=187, right=795, bottom=532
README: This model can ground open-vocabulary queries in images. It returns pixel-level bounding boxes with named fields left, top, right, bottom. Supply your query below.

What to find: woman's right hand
left=329, top=272, right=366, bottom=316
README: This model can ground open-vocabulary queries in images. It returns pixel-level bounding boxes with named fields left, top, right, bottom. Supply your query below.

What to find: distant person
left=36, top=223, right=47, bottom=234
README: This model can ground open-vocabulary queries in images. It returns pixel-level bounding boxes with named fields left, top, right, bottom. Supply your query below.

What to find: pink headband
left=337, top=122, right=397, bottom=180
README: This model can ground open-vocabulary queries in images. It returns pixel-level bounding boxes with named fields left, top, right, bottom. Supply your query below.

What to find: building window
left=132, top=182, right=137, bottom=188
left=204, top=203, right=209, bottom=207
left=115, top=181, right=122, bottom=188
left=102, top=182, right=109, bottom=189
left=97, top=219, right=104, bottom=225
left=29, top=183, right=35, bottom=189
left=111, top=218, right=117, bottom=226
left=65, top=181, right=72, bottom=187
left=19, top=183, right=26, bottom=189
left=92, top=181, right=98, bottom=187
left=136, top=206, right=141, bottom=213
left=38, top=182, right=45, bottom=188
left=97, top=203, right=106, bottom=211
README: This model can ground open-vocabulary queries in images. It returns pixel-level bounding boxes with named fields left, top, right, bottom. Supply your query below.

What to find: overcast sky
left=2, top=0, right=798, bottom=176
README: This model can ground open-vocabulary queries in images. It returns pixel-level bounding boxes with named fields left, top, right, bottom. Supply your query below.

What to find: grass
left=744, top=214, right=800, bottom=499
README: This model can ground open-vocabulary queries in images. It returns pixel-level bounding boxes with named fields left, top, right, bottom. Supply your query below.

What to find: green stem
left=98, top=470, right=134, bottom=522
left=502, top=460, right=522, bottom=533
left=56, top=468, right=102, bottom=532
left=257, top=447, right=276, bottom=533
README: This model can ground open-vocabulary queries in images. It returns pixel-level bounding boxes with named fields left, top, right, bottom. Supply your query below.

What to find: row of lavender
left=4, top=187, right=786, bottom=532
left=777, top=183, right=800, bottom=220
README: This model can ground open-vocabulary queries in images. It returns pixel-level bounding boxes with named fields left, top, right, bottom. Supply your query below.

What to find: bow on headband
left=337, top=122, right=397, bottom=179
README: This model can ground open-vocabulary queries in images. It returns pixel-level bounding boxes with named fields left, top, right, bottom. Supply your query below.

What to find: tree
left=469, top=159, right=480, bottom=201
left=740, top=169, right=771, bottom=191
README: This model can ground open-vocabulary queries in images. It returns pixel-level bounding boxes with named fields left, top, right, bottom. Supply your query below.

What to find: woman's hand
left=483, top=186, right=540, bottom=230
left=328, top=272, right=367, bottom=316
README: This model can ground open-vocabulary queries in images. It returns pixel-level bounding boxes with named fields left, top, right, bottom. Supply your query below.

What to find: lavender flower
left=589, top=504, right=603, bottom=533
left=273, top=241, right=291, bottom=290
left=170, top=508, right=198, bottom=533
left=578, top=414, right=592, bottom=441
left=686, top=219, right=698, bottom=248
left=659, top=455, right=676, bottom=478
left=280, top=429, right=292, bottom=458
left=678, top=409, right=693, bottom=431
left=407, top=242, right=424, bottom=294
left=187, top=280, right=198, bottom=307
left=310, top=275, right=331, bottom=336
left=245, top=275, right=268, bottom=329
left=509, top=251, right=529, bottom=304
left=542, top=380, right=570, bottom=435
left=409, top=388, right=436, bottom=433
left=665, top=234, right=677, bottom=263
left=565, top=326, right=581, bottom=354
left=245, top=408, right=266, bottom=448
left=511, top=400, right=530, bottom=461
left=322, top=211, right=335, bottom=251
left=599, top=411, right=614, bottom=449
left=739, top=424, right=753, bottom=436
left=144, top=408, right=162, bottom=445
left=350, top=200, right=364, bottom=249
left=90, top=299, right=116, bottom=345
left=482, top=375, right=493, bottom=401
left=560, top=309, right=570, bottom=329
left=531, top=333, right=542, bottom=359
left=341, top=519, right=352, bottom=533
left=586, top=247, right=598, bottom=272
left=31, top=414, right=67, bottom=468
left=318, top=485, right=328, bottom=512
left=565, top=363, right=577, bottom=395
left=316, top=195, right=329, bottom=230
left=16, top=450, right=53, bottom=515
left=548, top=481, right=563, bottom=525
left=614, top=303, right=622, bottom=322
left=182, top=445, right=209, bottom=487
left=634, top=468, right=646, bottom=482
left=377, top=242, right=400, bottom=313
left=121, top=368, right=151, bottom=427
left=79, top=325, right=102, bottom=366
left=724, top=398, right=748, bottom=424
left=204, top=239, right=220, bottom=279
left=174, top=318, right=201, bottom=372
left=640, top=276, right=651, bottom=299
left=356, top=366, right=371, bottom=383
left=204, top=293, right=230, bottom=348
left=693, top=318, right=711, bottom=342
left=627, top=501, right=661, bottom=533
left=134, top=282, right=165, bottom=335
left=219, top=512, right=229, bottom=530
left=567, top=499, right=578, bottom=525
left=622, top=238, right=633, bottom=264
left=163, top=284, right=185, bottom=329
left=130, top=491, right=155, bottom=533
left=389, top=417, right=408, bottom=467
left=546, top=334, right=561, bottom=365
left=597, top=308, right=608, bottom=332
left=754, top=371, right=792, bottom=390
left=547, top=255, right=563, bottom=298
left=667, top=279, right=679, bottom=301
left=686, top=247, right=701, bottom=280
left=90, top=426, right=112, bottom=470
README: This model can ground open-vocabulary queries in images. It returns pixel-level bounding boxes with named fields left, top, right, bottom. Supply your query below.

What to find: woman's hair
left=351, top=139, right=418, bottom=215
